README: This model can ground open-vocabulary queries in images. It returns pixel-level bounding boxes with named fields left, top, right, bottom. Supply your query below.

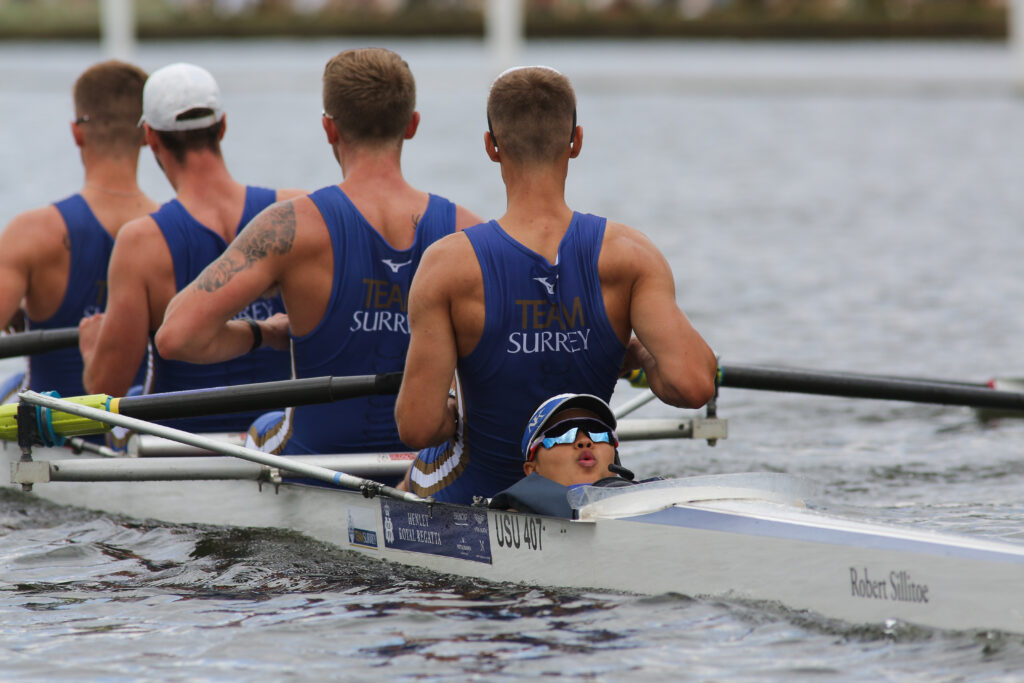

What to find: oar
left=0, top=327, right=79, bottom=359
left=717, top=363, right=1024, bottom=412
left=17, top=390, right=428, bottom=503
left=0, top=372, right=403, bottom=441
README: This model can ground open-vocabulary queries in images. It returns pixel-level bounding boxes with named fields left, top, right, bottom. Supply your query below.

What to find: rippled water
left=4, top=38, right=1024, bottom=679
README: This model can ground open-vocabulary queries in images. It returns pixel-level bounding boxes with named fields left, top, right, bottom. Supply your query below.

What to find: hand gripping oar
left=0, top=327, right=79, bottom=359
left=17, top=390, right=429, bottom=504
left=716, top=363, right=1024, bottom=412
left=0, top=372, right=404, bottom=441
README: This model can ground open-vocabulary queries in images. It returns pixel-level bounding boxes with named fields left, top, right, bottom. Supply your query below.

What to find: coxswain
left=489, top=393, right=637, bottom=518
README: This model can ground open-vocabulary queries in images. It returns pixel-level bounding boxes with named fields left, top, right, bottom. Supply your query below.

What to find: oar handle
left=0, top=327, right=79, bottom=359
left=718, top=363, right=1024, bottom=411
left=0, top=371, right=406, bottom=441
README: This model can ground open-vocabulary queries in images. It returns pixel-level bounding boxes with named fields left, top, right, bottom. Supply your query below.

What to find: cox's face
left=524, top=408, right=616, bottom=486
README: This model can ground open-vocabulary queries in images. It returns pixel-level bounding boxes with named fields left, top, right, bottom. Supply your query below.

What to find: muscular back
left=432, top=215, right=715, bottom=409
left=440, top=218, right=637, bottom=359
left=279, top=185, right=433, bottom=337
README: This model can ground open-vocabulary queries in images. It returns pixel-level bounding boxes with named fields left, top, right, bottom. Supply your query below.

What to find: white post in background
left=486, top=0, right=524, bottom=73
left=1012, top=0, right=1024, bottom=93
left=101, top=0, right=136, bottom=61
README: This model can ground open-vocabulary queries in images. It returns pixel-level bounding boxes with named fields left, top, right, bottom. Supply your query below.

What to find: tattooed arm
left=155, top=201, right=298, bottom=364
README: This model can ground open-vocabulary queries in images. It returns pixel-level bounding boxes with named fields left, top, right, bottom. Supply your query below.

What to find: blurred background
left=0, top=0, right=1007, bottom=39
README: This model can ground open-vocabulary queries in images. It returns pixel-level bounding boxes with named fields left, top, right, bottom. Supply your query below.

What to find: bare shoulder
left=234, top=196, right=310, bottom=255
left=419, top=232, right=478, bottom=285
left=424, top=230, right=475, bottom=264
left=287, top=194, right=323, bottom=226
left=116, top=214, right=164, bottom=246
left=603, top=219, right=659, bottom=253
left=111, top=216, right=171, bottom=270
left=600, top=220, right=668, bottom=272
left=1, top=205, right=65, bottom=252
left=251, top=195, right=322, bottom=229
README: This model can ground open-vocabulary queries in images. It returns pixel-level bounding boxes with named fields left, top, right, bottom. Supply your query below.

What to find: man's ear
left=523, top=459, right=536, bottom=476
left=143, top=124, right=161, bottom=152
left=322, top=115, right=339, bottom=145
left=404, top=111, right=420, bottom=140
left=71, top=120, right=85, bottom=147
left=485, top=131, right=500, bottom=162
left=569, top=125, right=582, bottom=158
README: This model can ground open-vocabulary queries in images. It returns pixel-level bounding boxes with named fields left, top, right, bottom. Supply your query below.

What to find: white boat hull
left=6, top=444, right=1024, bottom=635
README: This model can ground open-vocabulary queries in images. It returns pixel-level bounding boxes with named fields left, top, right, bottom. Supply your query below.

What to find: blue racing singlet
left=408, top=213, right=626, bottom=503
left=26, top=195, right=115, bottom=397
left=250, top=187, right=456, bottom=455
left=147, top=186, right=290, bottom=432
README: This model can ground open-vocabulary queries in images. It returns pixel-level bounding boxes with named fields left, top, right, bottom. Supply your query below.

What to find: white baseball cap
left=140, top=63, right=224, bottom=132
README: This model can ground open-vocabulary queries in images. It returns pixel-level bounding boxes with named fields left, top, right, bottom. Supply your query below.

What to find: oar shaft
left=718, top=364, right=1024, bottom=411
left=116, top=372, right=404, bottom=421
left=0, top=327, right=79, bottom=359
left=18, top=391, right=427, bottom=503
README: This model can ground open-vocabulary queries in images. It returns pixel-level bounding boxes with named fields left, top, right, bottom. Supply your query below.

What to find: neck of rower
left=80, top=150, right=144, bottom=196
left=163, top=151, right=247, bottom=239
left=336, top=142, right=428, bottom=249
left=497, top=161, right=574, bottom=263
left=336, top=140, right=406, bottom=189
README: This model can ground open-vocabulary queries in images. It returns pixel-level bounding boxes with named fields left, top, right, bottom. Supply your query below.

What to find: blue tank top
left=410, top=213, right=626, bottom=503
left=26, top=195, right=113, bottom=397
left=279, top=187, right=456, bottom=454
left=147, top=186, right=291, bottom=432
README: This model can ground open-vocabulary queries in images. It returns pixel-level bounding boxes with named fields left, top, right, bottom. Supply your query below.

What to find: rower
left=79, top=62, right=305, bottom=435
left=489, top=393, right=636, bottom=518
left=154, top=48, right=482, bottom=454
left=394, top=65, right=718, bottom=503
left=0, top=61, right=157, bottom=404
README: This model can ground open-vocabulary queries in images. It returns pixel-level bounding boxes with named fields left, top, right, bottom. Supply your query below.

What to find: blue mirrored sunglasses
left=528, top=418, right=617, bottom=461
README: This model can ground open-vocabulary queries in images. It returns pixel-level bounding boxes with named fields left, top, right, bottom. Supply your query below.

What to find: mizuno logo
left=381, top=259, right=412, bottom=273
left=533, top=277, right=556, bottom=295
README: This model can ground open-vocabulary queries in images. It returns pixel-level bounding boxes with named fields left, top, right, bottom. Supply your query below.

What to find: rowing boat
left=5, top=391, right=1024, bottom=636
left=8, top=446, right=1024, bottom=634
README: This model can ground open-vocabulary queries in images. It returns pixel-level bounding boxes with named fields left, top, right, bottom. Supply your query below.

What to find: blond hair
left=73, top=60, right=148, bottom=155
left=486, top=66, right=576, bottom=164
left=322, top=48, right=416, bottom=144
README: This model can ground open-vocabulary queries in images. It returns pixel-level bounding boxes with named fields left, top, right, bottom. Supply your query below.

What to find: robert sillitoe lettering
left=849, top=567, right=929, bottom=603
